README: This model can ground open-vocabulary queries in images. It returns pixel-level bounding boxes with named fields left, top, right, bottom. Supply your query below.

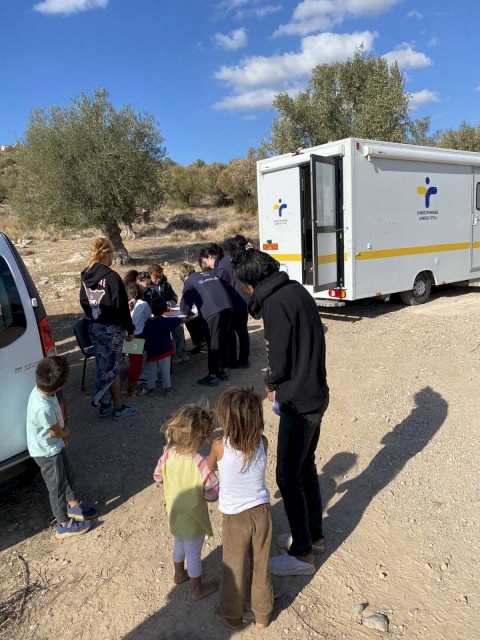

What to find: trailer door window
left=0, top=256, right=27, bottom=348
left=476, top=182, right=480, bottom=210
left=314, top=162, right=336, bottom=230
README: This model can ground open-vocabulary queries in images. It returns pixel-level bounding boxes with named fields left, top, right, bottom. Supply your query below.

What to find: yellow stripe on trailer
left=355, top=242, right=471, bottom=261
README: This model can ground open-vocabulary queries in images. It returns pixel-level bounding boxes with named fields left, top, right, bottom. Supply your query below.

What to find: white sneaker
left=269, top=554, right=315, bottom=576
left=178, top=352, right=190, bottom=362
left=277, top=533, right=325, bottom=554
left=172, top=356, right=182, bottom=364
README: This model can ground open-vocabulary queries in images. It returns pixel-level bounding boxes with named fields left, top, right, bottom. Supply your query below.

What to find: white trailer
left=257, top=138, right=480, bottom=305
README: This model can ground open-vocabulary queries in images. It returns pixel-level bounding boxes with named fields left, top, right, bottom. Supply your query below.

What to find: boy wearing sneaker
left=26, top=356, right=97, bottom=539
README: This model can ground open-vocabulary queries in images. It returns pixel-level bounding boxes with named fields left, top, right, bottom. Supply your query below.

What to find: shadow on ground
left=123, top=386, right=447, bottom=639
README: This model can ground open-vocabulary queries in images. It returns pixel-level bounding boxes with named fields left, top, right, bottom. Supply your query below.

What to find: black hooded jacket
left=249, top=270, right=328, bottom=414
left=80, top=263, right=134, bottom=334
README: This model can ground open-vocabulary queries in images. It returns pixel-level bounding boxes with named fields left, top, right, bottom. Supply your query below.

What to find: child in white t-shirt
left=208, top=387, right=273, bottom=630
left=124, top=282, right=151, bottom=396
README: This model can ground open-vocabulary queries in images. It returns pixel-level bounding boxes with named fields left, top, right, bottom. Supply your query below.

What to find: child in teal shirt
left=27, top=356, right=97, bottom=539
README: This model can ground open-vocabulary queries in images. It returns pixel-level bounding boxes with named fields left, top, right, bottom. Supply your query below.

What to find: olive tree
left=267, top=51, right=417, bottom=154
left=10, top=88, right=166, bottom=263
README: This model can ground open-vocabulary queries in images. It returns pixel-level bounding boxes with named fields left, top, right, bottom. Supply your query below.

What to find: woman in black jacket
left=79, top=237, right=138, bottom=421
left=233, top=247, right=329, bottom=577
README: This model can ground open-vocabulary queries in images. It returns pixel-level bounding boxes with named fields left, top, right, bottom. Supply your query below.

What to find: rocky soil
left=0, top=226, right=479, bottom=640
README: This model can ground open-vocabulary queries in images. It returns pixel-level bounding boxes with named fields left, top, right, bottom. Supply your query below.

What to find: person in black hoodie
left=233, top=247, right=329, bottom=577
left=79, top=237, right=138, bottom=421
left=199, top=241, right=250, bottom=368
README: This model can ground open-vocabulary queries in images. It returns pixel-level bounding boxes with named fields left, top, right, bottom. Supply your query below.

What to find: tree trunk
left=102, top=219, right=132, bottom=265
left=122, top=222, right=136, bottom=240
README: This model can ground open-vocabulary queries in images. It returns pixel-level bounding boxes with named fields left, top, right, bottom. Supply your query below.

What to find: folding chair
left=72, top=317, right=94, bottom=391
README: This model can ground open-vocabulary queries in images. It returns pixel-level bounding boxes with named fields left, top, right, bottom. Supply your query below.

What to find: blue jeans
left=276, top=397, right=328, bottom=557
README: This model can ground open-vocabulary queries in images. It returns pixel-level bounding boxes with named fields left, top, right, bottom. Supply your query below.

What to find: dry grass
left=0, top=204, right=259, bottom=250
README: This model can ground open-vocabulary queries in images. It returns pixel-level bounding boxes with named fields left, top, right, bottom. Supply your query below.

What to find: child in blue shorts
left=27, top=356, right=97, bottom=539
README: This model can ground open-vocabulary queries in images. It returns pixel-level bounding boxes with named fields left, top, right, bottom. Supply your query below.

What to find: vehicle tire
left=400, top=272, right=432, bottom=305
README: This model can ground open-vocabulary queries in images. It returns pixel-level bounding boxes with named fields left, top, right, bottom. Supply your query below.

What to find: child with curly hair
left=153, top=404, right=219, bottom=600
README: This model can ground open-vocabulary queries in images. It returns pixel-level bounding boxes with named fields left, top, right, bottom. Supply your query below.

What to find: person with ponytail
left=79, top=237, right=139, bottom=421
left=233, top=247, right=329, bottom=577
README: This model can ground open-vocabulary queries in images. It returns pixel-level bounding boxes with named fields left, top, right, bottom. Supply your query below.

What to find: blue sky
left=0, top=1, right=477, bottom=165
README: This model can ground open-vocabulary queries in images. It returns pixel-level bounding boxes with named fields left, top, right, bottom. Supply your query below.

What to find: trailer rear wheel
left=400, top=272, right=432, bottom=305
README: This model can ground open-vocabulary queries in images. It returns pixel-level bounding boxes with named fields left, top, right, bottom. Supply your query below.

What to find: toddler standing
left=153, top=404, right=219, bottom=600
left=142, top=298, right=181, bottom=396
left=124, top=282, right=151, bottom=396
left=27, top=356, right=97, bottom=539
left=208, top=387, right=273, bottom=629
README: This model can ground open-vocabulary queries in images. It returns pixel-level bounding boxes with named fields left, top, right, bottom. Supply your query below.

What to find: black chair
left=72, top=317, right=94, bottom=391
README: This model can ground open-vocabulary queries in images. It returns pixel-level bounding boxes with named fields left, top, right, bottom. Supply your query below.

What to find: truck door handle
left=473, top=214, right=478, bottom=226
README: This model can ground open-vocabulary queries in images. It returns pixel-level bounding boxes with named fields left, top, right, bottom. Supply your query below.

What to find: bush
left=164, top=213, right=213, bottom=233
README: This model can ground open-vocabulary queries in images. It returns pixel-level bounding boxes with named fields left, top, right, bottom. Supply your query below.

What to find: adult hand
left=125, top=334, right=135, bottom=341
left=266, top=390, right=274, bottom=403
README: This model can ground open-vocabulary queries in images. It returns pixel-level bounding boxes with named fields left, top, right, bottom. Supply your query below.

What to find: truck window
left=0, top=256, right=27, bottom=348
left=476, top=183, right=480, bottom=210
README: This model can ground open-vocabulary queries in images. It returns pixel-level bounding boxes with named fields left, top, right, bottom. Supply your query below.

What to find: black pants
left=34, top=448, right=77, bottom=523
left=276, top=397, right=328, bottom=557
left=185, top=316, right=208, bottom=347
left=228, top=307, right=250, bottom=366
left=206, top=308, right=232, bottom=375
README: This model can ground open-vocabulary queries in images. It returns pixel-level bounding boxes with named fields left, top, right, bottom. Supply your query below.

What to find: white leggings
left=172, top=534, right=205, bottom=578
left=146, top=357, right=171, bottom=389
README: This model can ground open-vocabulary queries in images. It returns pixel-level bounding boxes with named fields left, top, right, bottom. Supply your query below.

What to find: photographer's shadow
left=321, top=385, right=447, bottom=563
left=123, top=386, right=447, bottom=638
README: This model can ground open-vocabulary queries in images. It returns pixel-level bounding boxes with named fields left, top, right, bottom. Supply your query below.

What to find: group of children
left=26, top=354, right=273, bottom=629
left=120, top=238, right=251, bottom=395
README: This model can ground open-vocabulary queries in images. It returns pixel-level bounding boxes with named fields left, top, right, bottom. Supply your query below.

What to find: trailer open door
left=311, top=155, right=342, bottom=292
left=472, top=171, right=480, bottom=270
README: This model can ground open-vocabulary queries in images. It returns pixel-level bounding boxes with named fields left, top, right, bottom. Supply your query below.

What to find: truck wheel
left=400, top=272, right=432, bottom=305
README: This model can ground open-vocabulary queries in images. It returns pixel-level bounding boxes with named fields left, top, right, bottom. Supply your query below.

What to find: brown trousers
left=219, top=503, right=274, bottom=626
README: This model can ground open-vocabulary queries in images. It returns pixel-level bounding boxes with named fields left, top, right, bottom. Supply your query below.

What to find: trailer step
left=315, top=299, right=346, bottom=308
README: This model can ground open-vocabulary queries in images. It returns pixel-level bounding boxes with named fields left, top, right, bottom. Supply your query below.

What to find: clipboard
left=122, top=338, right=145, bottom=354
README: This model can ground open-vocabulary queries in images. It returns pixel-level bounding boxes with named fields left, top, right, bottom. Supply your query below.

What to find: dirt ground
left=1, top=222, right=479, bottom=640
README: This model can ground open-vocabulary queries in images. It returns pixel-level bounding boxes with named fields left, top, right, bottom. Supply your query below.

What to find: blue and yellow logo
left=273, top=198, right=287, bottom=217
left=417, top=177, right=438, bottom=208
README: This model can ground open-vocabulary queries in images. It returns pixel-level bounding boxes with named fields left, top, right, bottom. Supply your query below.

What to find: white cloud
left=242, top=114, right=258, bottom=120
left=409, top=89, right=440, bottom=112
left=406, top=9, right=423, bottom=18
left=213, top=88, right=279, bottom=111
left=237, top=4, right=282, bottom=19
left=215, top=30, right=377, bottom=90
left=383, top=44, right=432, bottom=70
left=33, top=0, right=107, bottom=14
left=427, top=37, right=438, bottom=47
left=214, top=28, right=248, bottom=50
left=273, top=0, right=400, bottom=37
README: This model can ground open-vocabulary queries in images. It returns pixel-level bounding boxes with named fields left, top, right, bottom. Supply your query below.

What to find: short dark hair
left=233, top=248, right=280, bottom=288
left=151, top=297, right=167, bottom=317
left=198, top=243, right=224, bottom=269
left=36, top=356, right=69, bottom=393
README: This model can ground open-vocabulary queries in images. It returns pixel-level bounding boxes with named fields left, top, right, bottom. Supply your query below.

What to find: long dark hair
left=215, top=387, right=264, bottom=470
left=232, top=246, right=280, bottom=288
